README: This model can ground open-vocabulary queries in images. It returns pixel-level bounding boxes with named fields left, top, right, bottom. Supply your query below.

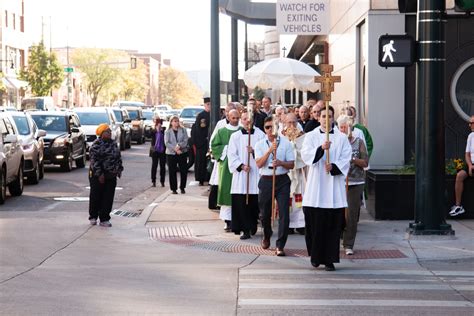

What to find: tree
left=159, top=67, right=202, bottom=108
left=19, top=41, right=63, bottom=96
left=72, top=48, right=124, bottom=106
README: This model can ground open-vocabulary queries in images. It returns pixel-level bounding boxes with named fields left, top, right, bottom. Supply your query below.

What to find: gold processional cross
left=314, top=64, right=341, bottom=164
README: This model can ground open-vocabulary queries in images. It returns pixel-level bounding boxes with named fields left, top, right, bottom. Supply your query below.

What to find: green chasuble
left=211, top=125, right=241, bottom=206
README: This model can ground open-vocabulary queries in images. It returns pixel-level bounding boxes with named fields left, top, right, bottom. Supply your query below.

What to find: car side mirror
left=71, top=127, right=80, bottom=133
left=124, top=119, right=131, bottom=123
left=37, top=129, right=47, bottom=138
left=141, top=117, right=146, bottom=121
left=4, top=134, right=18, bottom=143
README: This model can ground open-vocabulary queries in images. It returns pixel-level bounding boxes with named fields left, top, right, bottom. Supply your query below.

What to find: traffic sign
left=64, top=67, right=74, bottom=73
left=378, top=34, right=415, bottom=68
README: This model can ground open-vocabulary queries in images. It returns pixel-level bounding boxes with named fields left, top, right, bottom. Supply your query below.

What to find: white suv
left=0, top=113, right=25, bottom=204
left=73, top=107, right=122, bottom=153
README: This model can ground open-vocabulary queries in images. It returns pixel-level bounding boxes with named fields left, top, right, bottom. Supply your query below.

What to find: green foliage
left=19, top=41, right=63, bottom=96
left=159, top=67, right=202, bottom=108
left=395, top=153, right=465, bottom=175
left=72, top=48, right=124, bottom=106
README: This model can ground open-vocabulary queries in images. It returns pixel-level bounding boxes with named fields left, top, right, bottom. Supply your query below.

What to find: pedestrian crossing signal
left=378, top=34, right=415, bottom=68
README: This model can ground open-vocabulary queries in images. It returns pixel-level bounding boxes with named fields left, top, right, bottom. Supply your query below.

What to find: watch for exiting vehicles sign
left=378, top=35, right=415, bottom=67
left=276, top=0, right=329, bottom=35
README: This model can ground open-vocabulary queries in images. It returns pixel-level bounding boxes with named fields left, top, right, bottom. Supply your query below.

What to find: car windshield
left=180, top=108, right=202, bottom=118
left=76, top=112, right=109, bottom=125
left=113, top=110, right=123, bottom=122
left=143, top=111, right=154, bottom=120
left=12, top=116, right=31, bottom=135
left=128, top=110, right=139, bottom=120
left=31, top=115, right=67, bottom=132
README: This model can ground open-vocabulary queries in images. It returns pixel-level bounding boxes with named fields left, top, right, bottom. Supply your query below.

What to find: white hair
left=337, top=114, right=353, bottom=128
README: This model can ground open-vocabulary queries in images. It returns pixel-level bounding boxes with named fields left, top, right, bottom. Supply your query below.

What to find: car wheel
left=27, top=162, right=40, bottom=185
left=39, top=161, right=44, bottom=180
left=61, top=151, right=73, bottom=172
left=75, top=146, right=86, bottom=168
left=0, top=167, right=6, bottom=204
left=8, top=165, right=24, bottom=196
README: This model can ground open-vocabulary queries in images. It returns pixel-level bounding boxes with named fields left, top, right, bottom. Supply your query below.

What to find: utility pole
left=231, top=18, right=238, bottom=102
left=210, top=0, right=220, bottom=133
left=66, top=26, right=72, bottom=108
left=408, top=0, right=454, bottom=235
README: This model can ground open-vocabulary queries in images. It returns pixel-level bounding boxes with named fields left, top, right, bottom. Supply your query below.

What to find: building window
left=5, top=10, right=8, bottom=27
left=450, top=58, right=474, bottom=121
left=13, top=13, right=16, bottom=30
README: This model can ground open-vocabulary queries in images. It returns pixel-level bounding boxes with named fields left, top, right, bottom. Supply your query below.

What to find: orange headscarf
left=96, top=123, right=110, bottom=136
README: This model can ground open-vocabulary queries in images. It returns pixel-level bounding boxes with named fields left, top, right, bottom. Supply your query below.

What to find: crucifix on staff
left=314, top=64, right=341, bottom=165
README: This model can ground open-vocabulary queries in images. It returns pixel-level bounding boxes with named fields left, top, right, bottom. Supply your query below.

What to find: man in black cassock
left=191, top=97, right=211, bottom=185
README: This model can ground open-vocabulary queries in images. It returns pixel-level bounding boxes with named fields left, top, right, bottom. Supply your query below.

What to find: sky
left=25, top=0, right=268, bottom=74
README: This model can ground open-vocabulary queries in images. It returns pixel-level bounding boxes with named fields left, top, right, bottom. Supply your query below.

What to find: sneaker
left=345, top=248, right=354, bottom=255
left=449, top=205, right=465, bottom=216
left=89, top=219, right=97, bottom=225
left=99, top=221, right=112, bottom=227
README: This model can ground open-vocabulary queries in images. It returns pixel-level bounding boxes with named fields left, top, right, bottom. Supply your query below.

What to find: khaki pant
left=343, top=184, right=364, bottom=249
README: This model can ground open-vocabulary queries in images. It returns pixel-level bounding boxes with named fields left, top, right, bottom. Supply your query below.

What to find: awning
left=2, top=77, right=29, bottom=90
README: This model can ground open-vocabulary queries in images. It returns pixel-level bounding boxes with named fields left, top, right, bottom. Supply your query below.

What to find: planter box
left=367, top=170, right=474, bottom=220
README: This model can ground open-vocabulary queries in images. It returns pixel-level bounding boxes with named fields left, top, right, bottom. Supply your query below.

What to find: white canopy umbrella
left=243, top=57, right=320, bottom=92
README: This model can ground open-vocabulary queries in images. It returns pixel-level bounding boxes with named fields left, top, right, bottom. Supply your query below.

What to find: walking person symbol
left=382, top=40, right=396, bottom=62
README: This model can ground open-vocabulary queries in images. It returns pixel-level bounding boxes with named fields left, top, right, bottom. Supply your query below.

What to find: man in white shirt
left=450, top=115, right=474, bottom=216
left=301, top=105, right=352, bottom=271
left=255, top=117, right=295, bottom=256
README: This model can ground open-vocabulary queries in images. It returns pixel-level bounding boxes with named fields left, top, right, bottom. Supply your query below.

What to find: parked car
left=0, top=113, right=25, bottom=203
left=30, top=111, right=87, bottom=172
left=111, top=107, right=132, bottom=150
left=121, top=106, right=146, bottom=144
left=21, top=97, right=56, bottom=111
left=142, top=109, right=157, bottom=139
left=114, top=100, right=145, bottom=108
left=0, top=106, right=18, bottom=112
left=165, top=109, right=181, bottom=120
left=179, top=106, right=204, bottom=136
left=10, top=111, right=47, bottom=184
left=73, top=107, right=122, bottom=152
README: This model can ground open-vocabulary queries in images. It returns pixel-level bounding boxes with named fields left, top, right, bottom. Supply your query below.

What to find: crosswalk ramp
left=237, top=268, right=474, bottom=315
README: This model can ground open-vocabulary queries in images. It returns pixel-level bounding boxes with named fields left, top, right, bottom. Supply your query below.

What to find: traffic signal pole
left=408, top=0, right=454, bottom=235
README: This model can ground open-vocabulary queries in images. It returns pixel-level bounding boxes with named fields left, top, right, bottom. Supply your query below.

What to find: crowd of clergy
left=193, top=96, right=373, bottom=271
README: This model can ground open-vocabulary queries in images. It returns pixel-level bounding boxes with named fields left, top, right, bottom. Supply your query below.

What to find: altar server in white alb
left=301, top=105, right=352, bottom=271
left=227, top=111, right=265, bottom=239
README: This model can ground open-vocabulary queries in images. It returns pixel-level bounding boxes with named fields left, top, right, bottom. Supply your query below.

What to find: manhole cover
left=53, top=197, right=89, bottom=202
left=148, top=225, right=193, bottom=240
left=111, top=209, right=141, bottom=217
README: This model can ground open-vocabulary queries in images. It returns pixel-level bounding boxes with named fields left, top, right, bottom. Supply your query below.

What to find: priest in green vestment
left=211, top=110, right=241, bottom=230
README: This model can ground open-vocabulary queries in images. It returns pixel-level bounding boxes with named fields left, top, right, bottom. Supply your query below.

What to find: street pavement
left=1, top=156, right=473, bottom=314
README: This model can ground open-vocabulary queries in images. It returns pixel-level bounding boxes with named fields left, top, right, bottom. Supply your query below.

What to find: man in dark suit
left=191, top=97, right=211, bottom=185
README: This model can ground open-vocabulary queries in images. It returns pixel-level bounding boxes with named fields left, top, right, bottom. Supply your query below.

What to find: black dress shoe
left=288, top=228, right=295, bottom=235
left=161, top=182, right=165, bottom=187
left=261, top=238, right=270, bottom=249
left=250, top=226, right=257, bottom=236
left=180, top=188, right=186, bottom=194
left=172, top=190, right=178, bottom=194
left=325, top=263, right=335, bottom=271
left=276, top=248, right=286, bottom=256
left=311, top=261, right=320, bottom=268
left=296, top=227, right=305, bottom=235
left=240, top=233, right=251, bottom=240
left=152, top=181, right=156, bottom=187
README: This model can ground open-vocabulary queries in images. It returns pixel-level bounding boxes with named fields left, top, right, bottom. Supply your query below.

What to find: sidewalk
left=142, top=181, right=474, bottom=265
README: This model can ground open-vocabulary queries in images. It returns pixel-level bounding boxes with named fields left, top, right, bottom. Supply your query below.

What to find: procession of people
left=192, top=93, right=373, bottom=271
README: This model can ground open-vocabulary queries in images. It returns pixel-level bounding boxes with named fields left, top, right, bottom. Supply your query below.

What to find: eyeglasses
left=264, top=125, right=273, bottom=130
